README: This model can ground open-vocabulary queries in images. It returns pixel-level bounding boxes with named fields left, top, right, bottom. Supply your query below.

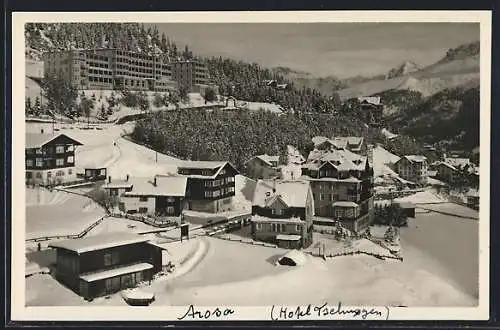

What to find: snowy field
left=25, top=188, right=106, bottom=240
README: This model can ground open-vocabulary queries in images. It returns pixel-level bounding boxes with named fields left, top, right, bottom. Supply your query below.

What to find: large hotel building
left=42, top=48, right=215, bottom=93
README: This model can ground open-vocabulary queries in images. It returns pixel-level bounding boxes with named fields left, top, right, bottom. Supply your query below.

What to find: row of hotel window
left=312, top=181, right=360, bottom=190
left=134, top=206, right=175, bottom=214
left=27, top=169, right=72, bottom=179
left=26, top=156, right=73, bottom=167
left=313, top=193, right=358, bottom=202
left=204, top=187, right=235, bottom=198
left=254, top=223, right=302, bottom=232
left=27, top=145, right=73, bottom=154
left=315, top=206, right=358, bottom=218
left=137, top=196, right=176, bottom=203
left=204, top=177, right=235, bottom=187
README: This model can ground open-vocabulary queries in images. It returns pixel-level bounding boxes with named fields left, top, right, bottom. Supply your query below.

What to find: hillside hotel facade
left=42, top=49, right=215, bottom=93
left=301, top=139, right=375, bottom=233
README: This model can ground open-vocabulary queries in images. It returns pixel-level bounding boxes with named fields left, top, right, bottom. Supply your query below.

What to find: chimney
left=108, top=176, right=111, bottom=183
left=41, top=129, right=44, bottom=134
left=153, top=177, right=157, bottom=187
left=126, top=174, right=129, bottom=182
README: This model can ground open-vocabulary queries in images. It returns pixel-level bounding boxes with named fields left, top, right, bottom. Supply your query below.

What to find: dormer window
left=272, top=209, right=283, bottom=216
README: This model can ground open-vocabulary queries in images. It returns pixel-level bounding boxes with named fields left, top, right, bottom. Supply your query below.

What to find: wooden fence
left=110, top=212, right=178, bottom=228
left=25, top=216, right=107, bottom=243
left=212, top=235, right=277, bottom=248
left=305, top=248, right=403, bottom=262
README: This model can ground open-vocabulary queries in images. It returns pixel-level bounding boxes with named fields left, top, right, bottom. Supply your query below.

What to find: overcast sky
left=151, top=23, right=479, bottom=78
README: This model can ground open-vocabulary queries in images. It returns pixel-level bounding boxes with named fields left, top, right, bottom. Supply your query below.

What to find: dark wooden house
left=48, top=233, right=166, bottom=300
left=102, top=175, right=187, bottom=221
left=25, top=132, right=83, bottom=185
left=357, top=96, right=384, bottom=126
left=84, top=164, right=108, bottom=182
left=177, top=161, right=239, bottom=213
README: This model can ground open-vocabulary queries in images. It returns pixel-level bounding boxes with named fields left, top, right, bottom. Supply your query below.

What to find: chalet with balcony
left=244, top=154, right=280, bottom=180
left=25, top=132, right=83, bottom=185
left=177, top=161, right=239, bottom=213
left=102, top=175, right=187, bottom=221
left=48, top=232, right=167, bottom=300
left=301, top=145, right=374, bottom=233
left=251, top=179, right=314, bottom=249
left=466, top=189, right=479, bottom=210
left=357, top=96, right=384, bottom=126
left=395, top=155, right=428, bottom=186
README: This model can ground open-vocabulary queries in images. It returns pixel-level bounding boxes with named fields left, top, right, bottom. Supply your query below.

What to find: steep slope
left=390, top=85, right=479, bottom=152
left=336, top=41, right=480, bottom=101
left=386, top=61, right=420, bottom=79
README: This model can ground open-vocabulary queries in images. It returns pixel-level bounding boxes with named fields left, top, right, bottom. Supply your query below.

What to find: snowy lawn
left=417, top=202, right=479, bottom=219
left=26, top=189, right=106, bottom=240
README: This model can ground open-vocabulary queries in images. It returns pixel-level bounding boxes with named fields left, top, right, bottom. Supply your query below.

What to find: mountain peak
left=386, top=61, right=420, bottom=79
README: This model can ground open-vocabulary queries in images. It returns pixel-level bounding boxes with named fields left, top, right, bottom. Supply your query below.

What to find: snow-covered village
left=21, top=22, right=482, bottom=309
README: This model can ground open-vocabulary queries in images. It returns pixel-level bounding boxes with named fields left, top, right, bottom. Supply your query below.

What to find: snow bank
left=394, top=190, right=445, bottom=204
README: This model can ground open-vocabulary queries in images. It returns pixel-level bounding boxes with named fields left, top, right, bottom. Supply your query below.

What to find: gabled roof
left=444, top=157, right=470, bottom=169
left=437, top=161, right=457, bottom=171
left=25, top=133, right=83, bottom=149
left=177, top=161, right=239, bottom=179
left=246, top=154, right=279, bottom=167
left=307, top=148, right=367, bottom=172
left=123, top=175, right=188, bottom=197
left=48, top=232, right=148, bottom=254
left=252, top=179, right=311, bottom=208
left=358, top=96, right=381, bottom=105
left=333, top=136, right=364, bottom=148
left=177, top=160, right=227, bottom=169
left=102, top=179, right=134, bottom=189
left=397, top=155, right=427, bottom=164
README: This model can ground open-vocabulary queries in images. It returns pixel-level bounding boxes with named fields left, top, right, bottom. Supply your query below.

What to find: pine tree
left=25, top=97, right=32, bottom=116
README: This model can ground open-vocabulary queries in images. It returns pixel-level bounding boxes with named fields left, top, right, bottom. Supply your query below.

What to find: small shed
left=397, top=202, right=416, bottom=218
left=276, top=249, right=307, bottom=266
left=84, top=162, right=107, bottom=182
left=276, top=234, right=302, bottom=249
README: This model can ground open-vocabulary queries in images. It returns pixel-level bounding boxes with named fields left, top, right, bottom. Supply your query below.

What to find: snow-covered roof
left=102, top=179, right=133, bottom=189
left=381, top=128, right=398, bottom=140
left=437, top=161, right=457, bottom=171
left=178, top=160, right=227, bottom=169
left=444, top=157, right=470, bottom=169
left=252, top=179, right=311, bottom=208
left=332, top=201, right=359, bottom=208
left=177, top=161, right=238, bottom=179
left=399, top=155, right=427, bottom=163
left=80, top=262, right=153, bottom=282
left=25, top=133, right=83, bottom=149
left=246, top=154, right=279, bottom=167
left=48, top=232, right=149, bottom=254
left=251, top=214, right=304, bottom=224
left=122, top=176, right=188, bottom=197
left=276, top=234, right=301, bottom=241
left=287, top=145, right=305, bottom=164
left=305, top=176, right=362, bottom=183
left=466, top=189, right=479, bottom=197
left=278, top=250, right=307, bottom=266
left=358, top=96, right=382, bottom=105
left=307, top=147, right=367, bottom=172
left=333, top=136, right=364, bottom=149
